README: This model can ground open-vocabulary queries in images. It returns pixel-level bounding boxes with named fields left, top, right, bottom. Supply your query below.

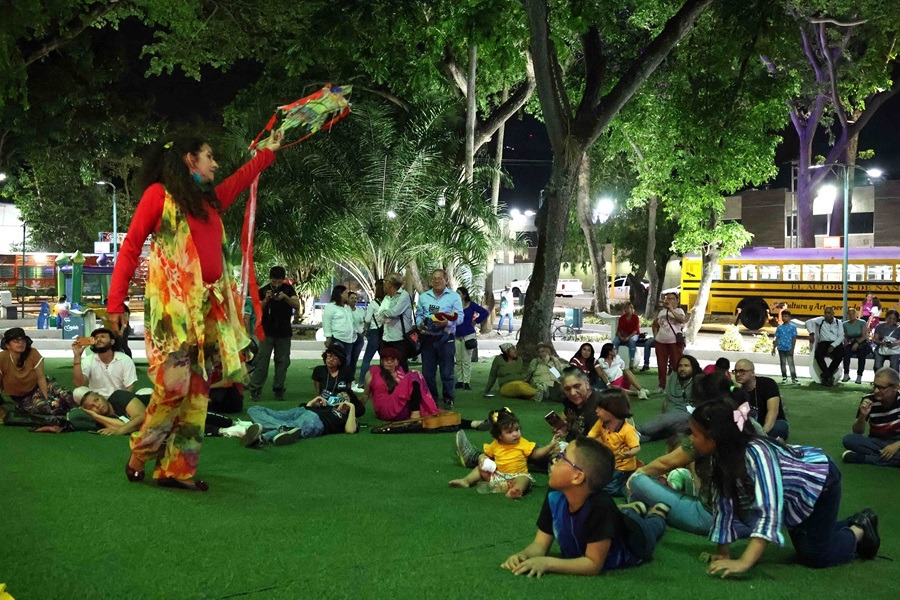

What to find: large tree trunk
left=795, top=126, right=817, bottom=248
left=464, top=44, right=477, bottom=184
left=519, top=149, right=583, bottom=348
left=643, top=195, right=660, bottom=319
left=575, top=154, right=608, bottom=313
left=684, top=244, right=719, bottom=343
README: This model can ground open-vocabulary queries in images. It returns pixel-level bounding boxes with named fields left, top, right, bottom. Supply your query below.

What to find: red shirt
left=107, top=149, right=276, bottom=314
left=617, top=313, right=640, bottom=337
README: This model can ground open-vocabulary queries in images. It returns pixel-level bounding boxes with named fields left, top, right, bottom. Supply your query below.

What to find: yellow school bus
left=680, top=247, right=900, bottom=329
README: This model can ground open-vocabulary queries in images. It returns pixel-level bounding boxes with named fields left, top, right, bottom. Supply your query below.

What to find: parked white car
left=507, top=275, right=584, bottom=298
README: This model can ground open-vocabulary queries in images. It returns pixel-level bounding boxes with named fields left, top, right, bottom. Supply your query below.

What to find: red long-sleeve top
left=107, top=149, right=276, bottom=314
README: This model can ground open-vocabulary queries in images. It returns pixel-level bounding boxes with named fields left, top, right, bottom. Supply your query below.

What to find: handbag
left=400, top=307, right=421, bottom=359
left=666, top=313, right=686, bottom=349
left=464, top=337, right=478, bottom=350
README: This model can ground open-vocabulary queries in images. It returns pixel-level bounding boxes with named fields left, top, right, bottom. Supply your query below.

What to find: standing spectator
left=108, top=130, right=283, bottom=491
left=808, top=307, right=845, bottom=387
left=346, top=291, right=365, bottom=385
left=653, top=292, right=686, bottom=391
left=248, top=266, right=299, bottom=402
left=842, top=308, right=869, bottom=384
left=872, top=309, right=900, bottom=372
left=734, top=358, right=789, bottom=440
left=71, top=327, right=137, bottom=397
left=613, top=302, right=641, bottom=368
left=860, top=293, right=875, bottom=323
left=770, top=310, right=799, bottom=384
left=322, top=285, right=357, bottom=359
left=378, top=273, right=414, bottom=372
left=454, top=286, right=489, bottom=391
left=357, top=279, right=385, bottom=387
left=0, top=327, right=74, bottom=417
left=415, top=269, right=463, bottom=408
left=497, top=285, right=515, bottom=335
left=842, top=367, right=900, bottom=468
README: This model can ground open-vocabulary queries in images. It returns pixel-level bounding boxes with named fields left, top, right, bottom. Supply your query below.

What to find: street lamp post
left=812, top=164, right=884, bottom=318
left=96, top=181, right=117, bottom=262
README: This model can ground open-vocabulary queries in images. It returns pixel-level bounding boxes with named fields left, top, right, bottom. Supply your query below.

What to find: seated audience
left=842, top=367, right=900, bottom=468
left=734, top=358, right=789, bottom=440
left=595, top=343, right=649, bottom=399
left=638, top=355, right=700, bottom=442
left=312, top=345, right=354, bottom=399
left=501, top=437, right=668, bottom=577
left=0, top=327, right=74, bottom=417
left=527, top=342, right=565, bottom=403
left=612, top=302, right=641, bottom=368
left=569, top=343, right=600, bottom=387
left=588, top=389, right=640, bottom=496
left=484, top=343, right=537, bottom=400
left=365, top=347, right=440, bottom=421
left=871, top=310, right=900, bottom=372
left=71, top=327, right=137, bottom=397
left=701, top=357, right=731, bottom=379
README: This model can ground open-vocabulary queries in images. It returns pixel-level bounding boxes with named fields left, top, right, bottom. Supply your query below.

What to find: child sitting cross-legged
left=501, top=437, right=669, bottom=577
left=450, top=408, right=557, bottom=499
left=587, top=389, right=641, bottom=496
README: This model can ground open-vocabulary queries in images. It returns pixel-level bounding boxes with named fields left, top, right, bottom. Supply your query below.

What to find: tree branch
left=809, top=16, right=868, bottom=27
left=524, top=0, right=570, bottom=149
left=25, top=1, right=123, bottom=66
left=577, top=26, right=606, bottom=120
left=847, top=83, right=900, bottom=139
left=472, top=52, right=535, bottom=152
left=440, top=46, right=468, bottom=97
left=819, top=22, right=849, bottom=131
left=589, top=0, right=713, bottom=144
left=798, top=22, right=826, bottom=83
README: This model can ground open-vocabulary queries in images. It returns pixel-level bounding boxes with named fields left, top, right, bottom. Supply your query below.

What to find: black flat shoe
left=126, top=457, right=145, bottom=483
left=158, top=478, right=209, bottom=492
left=849, top=508, right=880, bottom=559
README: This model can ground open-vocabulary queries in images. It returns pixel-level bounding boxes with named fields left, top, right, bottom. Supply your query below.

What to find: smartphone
left=544, top=411, right=565, bottom=431
left=76, top=336, right=95, bottom=347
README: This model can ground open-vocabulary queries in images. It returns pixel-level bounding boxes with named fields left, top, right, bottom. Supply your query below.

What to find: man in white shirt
left=809, top=307, right=845, bottom=387
left=72, top=327, right=137, bottom=399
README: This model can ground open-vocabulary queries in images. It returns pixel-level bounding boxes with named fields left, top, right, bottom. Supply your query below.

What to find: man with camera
left=248, top=266, right=301, bottom=402
left=71, top=327, right=137, bottom=399
left=240, top=391, right=365, bottom=447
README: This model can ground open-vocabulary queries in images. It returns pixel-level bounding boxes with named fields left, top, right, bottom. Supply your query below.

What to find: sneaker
left=272, top=427, right=303, bottom=446
left=476, top=480, right=509, bottom=494
left=455, top=430, right=480, bottom=468
left=239, top=423, right=263, bottom=448
left=656, top=387, right=664, bottom=394
left=792, top=379, right=801, bottom=385
left=443, top=399, right=455, bottom=410
left=855, top=376, right=863, bottom=385
left=454, top=382, right=463, bottom=389
left=640, top=365, right=650, bottom=372
left=351, top=383, right=365, bottom=394
left=648, top=502, right=671, bottom=521
left=841, top=374, right=851, bottom=382
left=463, top=383, right=472, bottom=390
left=842, top=450, right=863, bottom=464
left=848, top=509, right=880, bottom=559
left=781, top=377, right=788, bottom=384
left=619, top=501, right=648, bottom=517
left=637, top=389, right=650, bottom=400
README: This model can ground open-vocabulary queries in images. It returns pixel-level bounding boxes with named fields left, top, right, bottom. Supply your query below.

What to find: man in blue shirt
left=415, top=269, right=463, bottom=408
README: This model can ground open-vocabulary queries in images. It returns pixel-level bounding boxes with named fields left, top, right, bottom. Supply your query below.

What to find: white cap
left=72, top=386, right=92, bottom=404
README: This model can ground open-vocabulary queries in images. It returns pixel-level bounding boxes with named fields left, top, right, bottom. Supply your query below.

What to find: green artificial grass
left=1, top=359, right=898, bottom=599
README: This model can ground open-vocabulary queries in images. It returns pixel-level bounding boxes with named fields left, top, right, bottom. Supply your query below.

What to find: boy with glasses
left=842, top=367, right=900, bottom=468
left=501, top=437, right=669, bottom=577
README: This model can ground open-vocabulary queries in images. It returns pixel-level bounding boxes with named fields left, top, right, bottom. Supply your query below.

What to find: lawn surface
left=1, top=358, right=898, bottom=599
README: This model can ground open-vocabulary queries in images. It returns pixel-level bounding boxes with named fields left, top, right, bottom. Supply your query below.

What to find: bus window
left=802, top=264, right=822, bottom=281
left=847, top=264, right=864, bottom=282
left=868, top=265, right=892, bottom=281
left=823, top=264, right=843, bottom=282
left=783, top=264, right=801, bottom=281
left=724, top=265, right=740, bottom=281
left=711, top=264, right=722, bottom=280
left=740, top=265, right=758, bottom=280
left=759, top=265, right=780, bottom=280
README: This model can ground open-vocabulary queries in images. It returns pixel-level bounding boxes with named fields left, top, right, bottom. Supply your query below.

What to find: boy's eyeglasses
left=551, top=452, right=583, bottom=472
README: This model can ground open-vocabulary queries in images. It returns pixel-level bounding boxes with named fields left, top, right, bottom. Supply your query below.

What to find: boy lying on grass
left=502, top=437, right=669, bottom=577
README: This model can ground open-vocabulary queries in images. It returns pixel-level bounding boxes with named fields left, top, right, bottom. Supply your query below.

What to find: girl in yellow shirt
left=588, top=390, right=641, bottom=496
left=450, top=408, right=558, bottom=499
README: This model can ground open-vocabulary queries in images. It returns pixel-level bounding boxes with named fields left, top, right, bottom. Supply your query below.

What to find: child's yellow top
left=587, top=420, right=639, bottom=471
left=483, top=438, right=536, bottom=474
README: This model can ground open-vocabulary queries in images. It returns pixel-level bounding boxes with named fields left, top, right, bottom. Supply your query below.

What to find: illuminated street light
left=386, top=209, right=397, bottom=219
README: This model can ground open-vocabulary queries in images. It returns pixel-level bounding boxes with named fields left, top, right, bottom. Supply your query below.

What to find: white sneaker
left=638, top=389, right=650, bottom=400
left=656, top=387, right=664, bottom=394
left=351, top=383, right=365, bottom=394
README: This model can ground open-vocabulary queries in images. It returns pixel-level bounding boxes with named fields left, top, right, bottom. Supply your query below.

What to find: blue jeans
left=842, top=433, right=900, bottom=467
left=638, top=409, right=690, bottom=443
left=497, top=313, right=513, bottom=333
left=358, top=329, right=381, bottom=385
left=247, top=406, right=325, bottom=442
left=420, top=333, right=456, bottom=404
left=621, top=509, right=666, bottom=561
left=603, top=469, right=633, bottom=497
left=842, top=343, right=867, bottom=377
left=642, top=336, right=654, bottom=367
left=767, top=419, right=790, bottom=441
left=348, top=335, right=364, bottom=379
left=613, top=335, right=639, bottom=362
left=788, top=460, right=857, bottom=568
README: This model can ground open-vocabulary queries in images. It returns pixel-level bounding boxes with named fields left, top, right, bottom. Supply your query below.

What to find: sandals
left=619, top=501, right=648, bottom=517
left=648, top=502, right=671, bottom=520
left=125, top=456, right=145, bottom=483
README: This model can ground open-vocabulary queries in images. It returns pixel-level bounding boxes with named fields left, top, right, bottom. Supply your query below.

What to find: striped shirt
left=862, top=395, right=900, bottom=440
left=710, top=439, right=829, bottom=546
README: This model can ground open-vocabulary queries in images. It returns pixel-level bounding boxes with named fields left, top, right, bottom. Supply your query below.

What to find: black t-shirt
left=536, top=490, right=636, bottom=569
left=306, top=402, right=364, bottom=435
left=108, top=390, right=146, bottom=418
left=562, top=390, right=601, bottom=441
left=259, top=283, right=297, bottom=338
left=749, top=376, right=786, bottom=424
left=311, top=365, right=354, bottom=397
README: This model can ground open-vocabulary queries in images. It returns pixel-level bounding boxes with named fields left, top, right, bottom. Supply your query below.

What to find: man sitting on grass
left=842, top=367, right=900, bottom=468
left=240, top=393, right=364, bottom=447
left=501, top=437, right=668, bottom=577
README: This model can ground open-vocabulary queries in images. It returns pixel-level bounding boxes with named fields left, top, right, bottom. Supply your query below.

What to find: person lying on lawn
left=501, top=437, right=668, bottom=577
left=240, top=392, right=364, bottom=447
